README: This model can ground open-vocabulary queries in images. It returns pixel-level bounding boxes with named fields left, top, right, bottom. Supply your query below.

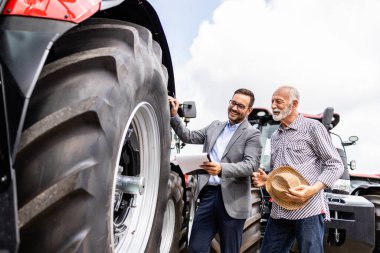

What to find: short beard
left=273, top=103, right=292, bottom=121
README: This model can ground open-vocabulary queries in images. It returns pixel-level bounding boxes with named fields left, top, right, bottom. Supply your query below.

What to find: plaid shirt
left=270, top=114, right=343, bottom=220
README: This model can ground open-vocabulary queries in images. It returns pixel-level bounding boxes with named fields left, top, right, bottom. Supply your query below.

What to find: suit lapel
left=221, top=119, right=248, bottom=160
left=208, top=121, right=227, bottom=153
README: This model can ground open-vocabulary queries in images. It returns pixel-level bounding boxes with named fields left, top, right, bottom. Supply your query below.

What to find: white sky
left=150, top=0, right=380, bottom=173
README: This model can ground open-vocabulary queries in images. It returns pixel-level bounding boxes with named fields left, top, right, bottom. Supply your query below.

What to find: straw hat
left=266, top=166, right=310, bottom=210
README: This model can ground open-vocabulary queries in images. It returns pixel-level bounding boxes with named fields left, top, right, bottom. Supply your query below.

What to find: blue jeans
left=260, top=214, right=324, bottom=253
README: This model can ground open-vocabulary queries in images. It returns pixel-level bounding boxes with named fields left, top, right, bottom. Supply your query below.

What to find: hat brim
left=266, top=166, right=310, bottom=210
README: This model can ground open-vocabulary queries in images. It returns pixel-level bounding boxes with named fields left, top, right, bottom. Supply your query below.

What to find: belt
left=204, top=184, right=221, bottom=189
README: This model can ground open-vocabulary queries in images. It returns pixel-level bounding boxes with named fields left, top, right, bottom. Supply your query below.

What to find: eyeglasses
left=229, top=100, right=247, bottom=110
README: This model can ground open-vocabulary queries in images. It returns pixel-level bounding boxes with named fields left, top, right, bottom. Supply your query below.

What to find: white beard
left=273, top=103, right=292, bottom=121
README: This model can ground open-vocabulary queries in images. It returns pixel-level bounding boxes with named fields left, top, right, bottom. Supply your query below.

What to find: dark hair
left=234, top=88, right=255, bottom=108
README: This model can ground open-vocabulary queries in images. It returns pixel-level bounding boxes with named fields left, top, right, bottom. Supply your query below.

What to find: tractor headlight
left=332, top=179, right=351, bottom=194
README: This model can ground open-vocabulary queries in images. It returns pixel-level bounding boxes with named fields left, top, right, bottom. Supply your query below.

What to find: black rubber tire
left=181, top=175, right=197, bottom=252
left=169, top=164, right=197, bottom=252
left=15, top=18, right=170, bottom=253
left=210, top=187, right=262, bottom=253
left=160, top=172, right=185, bottom=253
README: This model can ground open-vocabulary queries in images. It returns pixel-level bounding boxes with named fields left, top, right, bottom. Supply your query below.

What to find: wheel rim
left=160, top=198, right=176, bottom=253
left=112, top=102, right=161, bottom=252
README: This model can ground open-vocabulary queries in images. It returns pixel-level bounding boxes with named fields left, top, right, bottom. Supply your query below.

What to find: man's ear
left=292, top=99, right=299, bottom=109
left=247, top=107, right=253, bottom=116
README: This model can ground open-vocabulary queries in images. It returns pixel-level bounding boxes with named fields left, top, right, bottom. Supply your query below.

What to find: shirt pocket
left=285, top=141, right=308, bottom=165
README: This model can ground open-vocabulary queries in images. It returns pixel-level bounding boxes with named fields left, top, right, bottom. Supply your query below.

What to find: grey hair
left=278, top=85, right=300, bottom=103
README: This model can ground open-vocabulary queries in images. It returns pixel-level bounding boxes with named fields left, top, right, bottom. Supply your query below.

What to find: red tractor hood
left=350, top=173, right=380, bottom=179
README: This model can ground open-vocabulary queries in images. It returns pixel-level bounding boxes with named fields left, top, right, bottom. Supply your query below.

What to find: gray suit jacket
left=171, top=115, right=262, bottom=219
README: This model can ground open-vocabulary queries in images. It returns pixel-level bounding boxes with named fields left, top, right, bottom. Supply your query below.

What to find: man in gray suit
left=168, top=88, right=262, bottom=253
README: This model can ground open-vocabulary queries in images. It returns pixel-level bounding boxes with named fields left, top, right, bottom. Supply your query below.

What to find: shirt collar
left=280, top=114, right=303, bottom=131
left=227, top=120, right=242, bottom=130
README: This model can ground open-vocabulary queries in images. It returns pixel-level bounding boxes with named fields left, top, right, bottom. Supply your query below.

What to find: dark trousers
left=188, top=185, right=246, bottom=253
left=260, top=214, right=324, bottom=253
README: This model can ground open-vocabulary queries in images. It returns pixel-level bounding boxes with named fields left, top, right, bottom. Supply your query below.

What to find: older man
left=252, top=85, right=343, bottom=253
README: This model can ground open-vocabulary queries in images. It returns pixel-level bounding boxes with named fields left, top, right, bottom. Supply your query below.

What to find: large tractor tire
left=168, top=165, right=197, bottom=252
left=15, top=18, right=170, bottom=253
left=183, top=175, right=197, bottom=250
left=160, top=171, right=185, bottom=253
left=211, top=187, right=262, bottom=253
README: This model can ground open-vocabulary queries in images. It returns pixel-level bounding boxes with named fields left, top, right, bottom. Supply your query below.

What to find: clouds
left=175, top=0, right=380, bottom=172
